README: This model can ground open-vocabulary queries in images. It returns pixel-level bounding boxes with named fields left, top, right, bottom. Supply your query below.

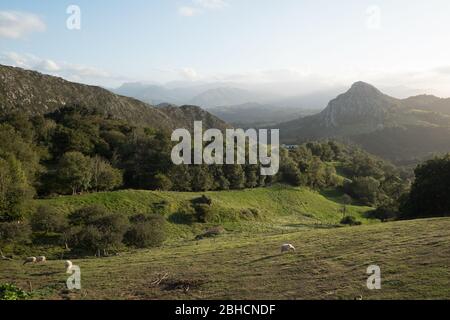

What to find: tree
left=90, top=156, right=122, bottom=191
left=153, top=173, right=173, bottom=191
left=280, top=159, right=303, bottom=186
left=405, top=154, right=450, bottom=218
left=0, top=155, right=34, bottom=222
left=168, top=165, right=192, bottom=191
left=0, top=124, right=42, bottom=186
left=190, top=165, right=214, bottom=192
left=307, top=157, right=327, bottom=189
left=345, top=176, right=381, bottom=206
left=31, top=205, right=67, bottom=234
left=224, top=165, right=245, bottom=189
left=245, top=165, right=259, bottom=188
left=0, top=220, right=32, bottom=244
left=57, top=152, right=93, bottom=194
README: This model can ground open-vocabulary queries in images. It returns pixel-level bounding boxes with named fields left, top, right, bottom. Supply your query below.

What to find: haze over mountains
left=113, top=81, right=341, bottom=127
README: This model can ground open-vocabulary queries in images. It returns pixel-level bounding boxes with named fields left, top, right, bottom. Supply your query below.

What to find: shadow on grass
left=320, top=188, right=347, bottom=204
left=284, top=223, right=339, bottom=229
left=246, top=254, right=282, bottom=265
left=30, top=271, right=61, bottom=277
left=168, top=211, right=194, bottom=225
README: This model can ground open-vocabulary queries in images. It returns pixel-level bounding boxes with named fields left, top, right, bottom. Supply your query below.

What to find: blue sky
left=1, top=0, right=450, bottom=96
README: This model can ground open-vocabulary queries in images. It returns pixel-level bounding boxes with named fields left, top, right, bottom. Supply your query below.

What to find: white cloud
left=0, top=11, right=45, bottom=39
left=194, top=0, right=228, bottom=9
left=179, top=67, right=198, bottom=80
left=178, top=6, right=200, bottom=17
left=178, top=0, right=228, bottom=17
left=0, top=52, right=123, bottom=86
left=36, top=59, right=61, bottom=72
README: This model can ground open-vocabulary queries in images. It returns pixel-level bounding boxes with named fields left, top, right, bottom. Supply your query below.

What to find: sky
left=1, top=0, right=450, bottom=97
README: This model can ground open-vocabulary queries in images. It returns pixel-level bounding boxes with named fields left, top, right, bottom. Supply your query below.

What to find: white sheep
left=36, top=256, right=46, bottom=263
left=23, top=257, right=37, bottom=265
left=65, top=260, right=73, bottom=273
left=281, top=244, right=296, bottom=253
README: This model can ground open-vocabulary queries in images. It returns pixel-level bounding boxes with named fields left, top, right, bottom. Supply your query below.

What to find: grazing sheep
left=281, top=244, right=296, bottom=253
left=36, top=256, right=46, bottom=263
left=65, top=260, right=73, bottom=273
left=23, top=257, right=37, bottom=265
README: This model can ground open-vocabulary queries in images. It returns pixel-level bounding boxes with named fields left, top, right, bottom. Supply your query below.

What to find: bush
left=191, top=195, right=214, bottom=223
left=124, top=214, right=166, bottom=248
left=369, top=205, right=398, bottom=222
left=67, top=205, right=129, bottom=255
left=0, top=283, right=30, bottom=300
left=0, top=221, right=31, bottom=243
left=192, top=195, right=213, bottom=206
left=31, top=205, right=67, bottom=233
left=340, top=216, right=362, bottom=226
left=194, top=204, right=215, bottom=223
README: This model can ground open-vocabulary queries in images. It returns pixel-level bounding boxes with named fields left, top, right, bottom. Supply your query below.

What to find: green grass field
left=1, top=218, right=449, bottom=300
left=2, top=185, right=449, bottom=300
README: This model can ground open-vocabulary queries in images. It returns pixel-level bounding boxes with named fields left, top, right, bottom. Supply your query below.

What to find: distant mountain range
left=208, top=102, right=318, bottom=127
left=114, top=82, right=280, bottom=108
left=113, top=82, right=338, bottom=126
left=0, top=65, right=229, bottom=132
left=278, top=82, right=450, bottom=164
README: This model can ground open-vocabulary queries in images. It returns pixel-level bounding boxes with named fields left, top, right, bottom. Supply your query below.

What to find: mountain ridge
left=0, top=64, right=229, bottom=132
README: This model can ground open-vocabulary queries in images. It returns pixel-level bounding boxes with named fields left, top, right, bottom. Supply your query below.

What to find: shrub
left=67, top=205, right=129, bottom=255
left=124, top=214, right=166, bottom=248
left=0, top=221, right=31, bottom=243
left=191, top=195, right=214, bottom=223
left=0, top=283, right=30, bottom=300
left=340, top=216, right=362, bottom=226
left=194, top=204, right=215, bottom=223
left=31, top=205, right=67, bottom=233
left=192, top=195, right=213, bottom=206
left=369, top=205, right=398, bottom=222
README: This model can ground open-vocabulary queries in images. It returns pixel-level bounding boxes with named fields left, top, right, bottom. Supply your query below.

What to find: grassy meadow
left=1, top=185, right=449, bottom=300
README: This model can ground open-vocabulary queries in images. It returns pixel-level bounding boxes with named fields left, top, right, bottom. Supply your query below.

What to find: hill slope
left=1, top=217, right=449, bottom=299
left=27, top=185, right=374, bottom=241
left=0, top=65, right=229, bottom=131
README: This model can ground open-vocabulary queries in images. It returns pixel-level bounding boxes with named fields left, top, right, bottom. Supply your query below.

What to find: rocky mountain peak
left=319, top=81, right=400, bottom=128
